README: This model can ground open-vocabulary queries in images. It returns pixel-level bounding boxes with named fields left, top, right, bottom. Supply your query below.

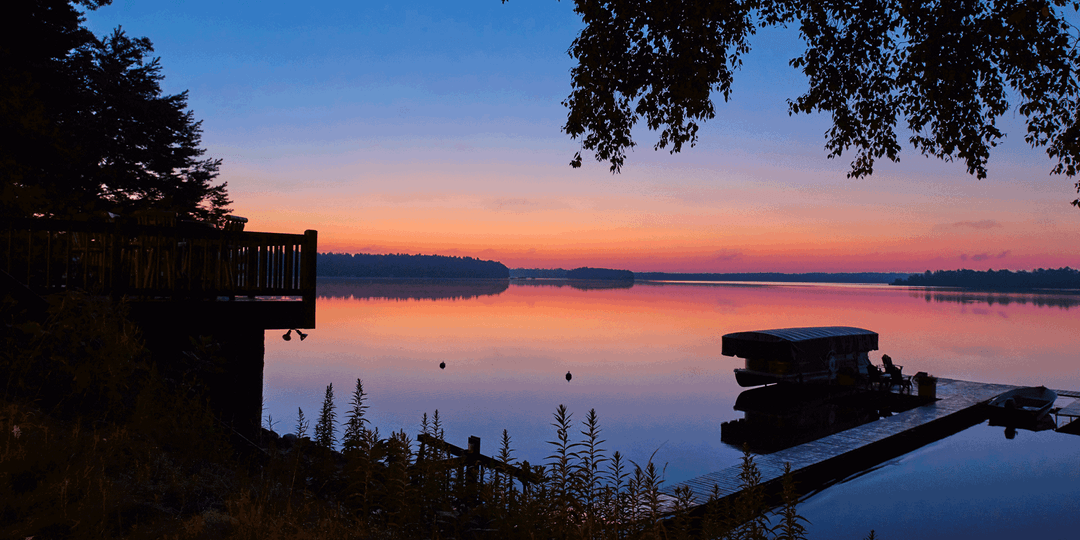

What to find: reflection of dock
left=674, top=378, right=1078, bottom=511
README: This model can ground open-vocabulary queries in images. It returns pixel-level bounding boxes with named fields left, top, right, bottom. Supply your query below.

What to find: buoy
left=566, top=371, right=572, bottom=382
left=439, top=361, right=446, bottom=370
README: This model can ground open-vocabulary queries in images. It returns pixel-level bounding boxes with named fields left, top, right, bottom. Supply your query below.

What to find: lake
left=264, top=277, right=1080, bottom=538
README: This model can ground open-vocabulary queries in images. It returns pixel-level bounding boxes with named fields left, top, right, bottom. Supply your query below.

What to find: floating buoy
left=439, top=361, right=446, bottom=370
left=566, top=371, right=572, bottom=382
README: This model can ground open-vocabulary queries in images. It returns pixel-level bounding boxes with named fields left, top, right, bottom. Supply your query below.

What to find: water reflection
left=265, top=278, right=1080, bottom=486
left=995, top=416, right=1057, bottom=440
left=797, top=419, right=1080, bottom=540
left=721, top=385, right=928, bottom=453
left=318, top=277, right=508, bottom=301
left=910, top=289, right=1080, bottom=309
left=510, top=279, right=635, bottom=291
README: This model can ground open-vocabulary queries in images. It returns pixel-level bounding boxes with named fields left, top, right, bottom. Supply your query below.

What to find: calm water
left=264, top=278, right=1080, bottom=538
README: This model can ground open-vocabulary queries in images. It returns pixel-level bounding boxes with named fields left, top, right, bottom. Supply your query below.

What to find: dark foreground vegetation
left=892, top=267, right=1080, bottom=290
left=2, top=292, right=882, bottom=539
left=318, top=253, right=509, bottom=279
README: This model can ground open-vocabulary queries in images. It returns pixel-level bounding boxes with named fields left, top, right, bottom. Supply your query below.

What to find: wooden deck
left=670, top=378, right=1073, bottom=509
left=2, top=217, right=317, bottom=329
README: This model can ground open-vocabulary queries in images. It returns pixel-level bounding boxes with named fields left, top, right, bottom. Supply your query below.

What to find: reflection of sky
left=263, top=280, right=1080, bottom=487
left=797, top=422, right=1080, bottom=539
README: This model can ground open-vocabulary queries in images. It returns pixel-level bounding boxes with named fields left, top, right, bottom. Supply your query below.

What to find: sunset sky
left=84, top=1, right=1080, bottom=273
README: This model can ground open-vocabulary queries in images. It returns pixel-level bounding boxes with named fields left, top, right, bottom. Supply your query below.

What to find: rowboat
left=987, top=386, right=1057, bottom=423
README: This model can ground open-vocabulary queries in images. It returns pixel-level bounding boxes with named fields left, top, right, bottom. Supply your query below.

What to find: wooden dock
left=671, top=378, right=1076, bottom=510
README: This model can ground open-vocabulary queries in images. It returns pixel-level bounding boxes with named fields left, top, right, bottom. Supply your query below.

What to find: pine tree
left=2, top=2, right=231, bottom=222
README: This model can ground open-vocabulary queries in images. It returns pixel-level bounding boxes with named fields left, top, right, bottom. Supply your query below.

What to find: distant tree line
left=634, top=272, right=912, bottom=284
left=892, top=268, right=1080, bottom=290
left=566, top=267, right=634, bottom=280
left=510, top=268, right=569, bottom=278
left=318, top=253, right=509, bottom=279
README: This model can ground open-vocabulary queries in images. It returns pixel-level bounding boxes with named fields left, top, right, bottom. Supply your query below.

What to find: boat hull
left=986, top=386, right=1057, bottom=424
left=734, top=368, right=832, bottom=387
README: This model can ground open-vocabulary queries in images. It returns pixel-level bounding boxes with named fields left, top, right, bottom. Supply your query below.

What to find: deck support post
left=215, top=326, right=265, bottom=437
left=138, top=318, right=266, bottom=438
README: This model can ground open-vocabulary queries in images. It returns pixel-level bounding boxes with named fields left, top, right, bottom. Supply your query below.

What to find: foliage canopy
left=515, top=0, right=1080, bottom=207
left=2, top=0, right=231, bottom=222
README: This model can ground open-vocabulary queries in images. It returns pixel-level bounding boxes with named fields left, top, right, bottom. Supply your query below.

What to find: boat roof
left=722, top=326, right=878, bottom=359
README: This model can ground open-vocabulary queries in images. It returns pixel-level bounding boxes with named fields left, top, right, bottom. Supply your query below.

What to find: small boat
left=723, top=326, right=878, bottom=387
left=987, top=386, right=1057, bottom=423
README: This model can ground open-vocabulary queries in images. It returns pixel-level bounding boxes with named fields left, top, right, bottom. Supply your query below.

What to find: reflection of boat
left=987, top=386, right=1057, bottom=424
left=720, top=384, right=925, bottom=453
left=722, top=326, right=878, bottom=387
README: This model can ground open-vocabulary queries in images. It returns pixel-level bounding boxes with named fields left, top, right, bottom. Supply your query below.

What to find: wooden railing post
left=301, top=230, right=317, bottom=328
left=466, top=435, right=481, bottom=502
left=110, top=222, right=124, bottom=297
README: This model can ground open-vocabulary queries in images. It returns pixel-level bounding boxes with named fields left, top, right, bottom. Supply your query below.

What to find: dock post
left=467, top=436, right=481, bottom=504
left=301, top=230, right=317, bottom=328
left=216, top=326, right=265, bottom=437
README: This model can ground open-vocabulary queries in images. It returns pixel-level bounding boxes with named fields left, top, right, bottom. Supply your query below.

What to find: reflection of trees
left=318, top=253, right=508, bottom=279
left=912, top=291, right=1080, bottom=310
left=317, top=277, right=508, bottom=301
left=510, top=279, right=634, bottom=291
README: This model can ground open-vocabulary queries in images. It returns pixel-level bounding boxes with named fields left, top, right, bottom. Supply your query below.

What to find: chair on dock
left=882, top=354, right=911, bottom=393
left=865, top=363, right=886, bottom=391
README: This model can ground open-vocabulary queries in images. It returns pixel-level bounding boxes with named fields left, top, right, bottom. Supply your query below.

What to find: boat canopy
left=722, top=326, right=878, bottom=361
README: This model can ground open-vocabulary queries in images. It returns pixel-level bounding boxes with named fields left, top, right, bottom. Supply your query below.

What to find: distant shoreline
left=318, top=276, right=1080, bottom=296
left=633, top=271, right=912, bottom=284
left=317, top=257, right=1080, bottom=293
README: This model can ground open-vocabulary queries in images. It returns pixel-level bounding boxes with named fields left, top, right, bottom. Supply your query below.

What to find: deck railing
left=2, top=217, right=317, bottom=303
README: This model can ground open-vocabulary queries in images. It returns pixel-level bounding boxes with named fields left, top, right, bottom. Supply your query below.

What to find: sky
left=82, top=1, right=1080, bottom=273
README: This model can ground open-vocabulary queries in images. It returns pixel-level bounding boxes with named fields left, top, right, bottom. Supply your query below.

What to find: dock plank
left=1056, top=399, right=1080, bottom=418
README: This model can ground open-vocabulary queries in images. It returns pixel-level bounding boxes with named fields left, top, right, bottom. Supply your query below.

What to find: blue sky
left=82, top=1, right=1080, bottom=272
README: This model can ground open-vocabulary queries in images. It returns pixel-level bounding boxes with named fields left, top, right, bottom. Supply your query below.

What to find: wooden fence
left=2, top=217, right=317, bottom=303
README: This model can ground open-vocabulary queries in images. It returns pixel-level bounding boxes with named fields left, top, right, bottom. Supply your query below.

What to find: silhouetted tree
left=1, top=1, right=231, bottom=222
left=892, top=266, right=1080, bottom=289
left=315, top=383, right=337, bottom=450
left=341, top=378, right=369, bottom=454
left=295, top=407, right=309, bottom=440
left=510, top=0, right=1080, bottom=207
